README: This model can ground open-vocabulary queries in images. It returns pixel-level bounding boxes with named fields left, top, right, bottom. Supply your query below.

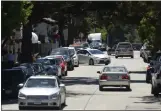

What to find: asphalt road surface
left=2, top=51, right=161, bottom=110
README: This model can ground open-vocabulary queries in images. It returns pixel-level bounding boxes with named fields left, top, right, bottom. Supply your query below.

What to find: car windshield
left=69, top=49, right=75, bottom=55
left=36, top=59, right=53, bottom=65
left=103, top=67, right=126, bottom=72
left=89, top=50, right=104, bottom=54
left=51, top=49, right=68, bottom=55
left=118, top=44, right=132, bottom=49
left=24, top=78, right=56, bottom=88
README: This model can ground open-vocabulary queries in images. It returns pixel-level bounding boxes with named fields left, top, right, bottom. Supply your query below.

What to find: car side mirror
left=97, top=71, right=101, bottom=74
left=59, top=84, right=65, bottom=87
left=18, top=83, right=24, bottom=88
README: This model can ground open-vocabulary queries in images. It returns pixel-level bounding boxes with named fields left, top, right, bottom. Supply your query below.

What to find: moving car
left=2, top=69, right=28, bottom=99
left=115, top=42, right=134, bottom=58
left=151, top=64, right=161, bottom=97
left=50, top=48, right=74, bottom=71
left=77, top=49, right=111, bottom=65
left=18, top=75, right=66, bottom=110
left=97, top=65, right=131, bottom=91
left=90, top=41, right=101, bottom=50
left=69, top=44, right=84, bottom=51
left=140, top=43, right=151, bottom=63
left=65, top=47, right=79, bottom=67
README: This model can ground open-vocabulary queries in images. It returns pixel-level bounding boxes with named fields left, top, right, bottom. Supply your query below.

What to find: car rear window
left=118, top=44, right=132, bottom=49
left=103, top=67, right=126, bottom=72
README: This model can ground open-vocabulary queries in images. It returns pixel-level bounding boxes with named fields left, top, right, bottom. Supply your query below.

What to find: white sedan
left=18, top=75, right=66, bottom=110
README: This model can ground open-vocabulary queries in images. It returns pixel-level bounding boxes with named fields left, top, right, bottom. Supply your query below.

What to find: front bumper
left=99, top=80, right=130, bottom=86
left=18, top=97, right=60, bottom=107
left=96, top=58, right=111, bottom=64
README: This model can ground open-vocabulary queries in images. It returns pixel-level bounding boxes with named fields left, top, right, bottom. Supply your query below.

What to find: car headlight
left=18, top=92, right=26, bottom=99
left=50, top=92, right=59, bottom=99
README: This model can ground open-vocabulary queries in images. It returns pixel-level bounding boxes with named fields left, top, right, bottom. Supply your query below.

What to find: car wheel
left=65, top=71, right=68, bottom=76
left=75, top=61, right=79, bottom=67
left=89, top=59, right=94, bottom=65
left=19, top=106, right=25, bottom=110
left=126, top=86, right=131, bottom=91
left=105, top=61, right=109, bottom=65
left=131, top=56, right=134, bottom=58
left=115, top=56, right=118, bottom=59
left=99, top=86, right=104, bottom=91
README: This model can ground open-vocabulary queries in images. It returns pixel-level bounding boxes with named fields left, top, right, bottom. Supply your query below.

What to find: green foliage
left=1, top=1, right=33, bottom=38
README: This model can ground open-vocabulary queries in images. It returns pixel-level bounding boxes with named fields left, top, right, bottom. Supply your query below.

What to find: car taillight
left=122, top=75, right=129, bottom=79
left=147, top=65, right=151, bottom=70
left=100, top=75, right=108, bottom=80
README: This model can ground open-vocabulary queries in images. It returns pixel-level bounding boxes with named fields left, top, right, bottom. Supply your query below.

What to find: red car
left=55, top=55, right=68, bottom=76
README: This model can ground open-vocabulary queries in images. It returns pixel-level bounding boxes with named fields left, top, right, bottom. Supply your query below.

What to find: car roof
left=29, top=75, right=57, bottom=79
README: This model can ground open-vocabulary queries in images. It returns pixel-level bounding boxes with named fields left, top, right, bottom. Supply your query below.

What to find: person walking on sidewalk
left=7, top=50, right=15, bottom=67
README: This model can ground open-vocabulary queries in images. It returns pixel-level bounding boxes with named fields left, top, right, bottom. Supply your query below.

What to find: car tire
left=115, top=56, right=118, bottom=59
left=99, top=86, right=104, bottom=91
left=131, top=56, right=134, bottom=58
left=126, top=86, right=131, bottom=91
left=75, top=61, right=79, bottom=67
left=19, top=106, right=25, bottom=110
left=65, top=71, right=68, bottom=76
left=89, top=59, right=94, bottom=65
left=105, top=61, right=109, bottom=65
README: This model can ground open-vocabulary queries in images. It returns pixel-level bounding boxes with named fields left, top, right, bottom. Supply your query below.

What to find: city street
left=2, top=51, right=161, bottom=110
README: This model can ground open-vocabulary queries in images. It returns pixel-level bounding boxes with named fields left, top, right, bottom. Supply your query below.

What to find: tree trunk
left=21, top=21, right=33, bottom=63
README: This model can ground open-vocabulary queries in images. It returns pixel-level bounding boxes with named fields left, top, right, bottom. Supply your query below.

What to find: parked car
left=32, top=63, right=45, bottom=74
left=45, top=55, right=68, bottom=76
left=107, top=44, right=117, bottom=55
left=2, top=69, right=28, bottom=99
left=65, top=47, right=79, bottom=67
left=20, top=63, right=36, bottom=75
left=151, top=64, right=161, bottom=97
left=115, top=42, right=134, bottom=58
left=140, top=43, right=151, bottom=63
left=97, top=65, right=131, bottom=91
left=50, top=48, right=74, bottom=71
left=132, top=43, right=143, bottom=50
left=35, top=58, right=62, bottom=78
left=77, top=49, right=111, bottom=65
left=146, top=51, right=161, bottom=83
left=18, top=75, right=66, bottom=110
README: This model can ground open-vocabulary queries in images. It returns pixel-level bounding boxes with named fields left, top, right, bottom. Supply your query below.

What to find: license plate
left=111, top=75, right=118, bottom=79
left=5, top=90, right=12, bottom=94
left=34, top=102, right=41, bottom=104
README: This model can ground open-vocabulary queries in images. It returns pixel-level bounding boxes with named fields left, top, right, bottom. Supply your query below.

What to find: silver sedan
left=77, top=49, right=111, bottom=65
left=18, top=75, right=66, bottom=110
left=97, top=65, right=131, bottom=91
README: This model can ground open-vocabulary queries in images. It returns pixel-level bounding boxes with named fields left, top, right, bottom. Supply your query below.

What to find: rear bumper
left=99, top=80, right=130, bottom=86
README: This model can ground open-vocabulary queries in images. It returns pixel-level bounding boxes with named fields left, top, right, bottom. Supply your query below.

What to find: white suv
left=151, top=64, right=161, bottom=97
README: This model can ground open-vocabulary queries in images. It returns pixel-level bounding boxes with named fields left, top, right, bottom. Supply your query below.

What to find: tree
left=1, top=1, right=33, bottom=48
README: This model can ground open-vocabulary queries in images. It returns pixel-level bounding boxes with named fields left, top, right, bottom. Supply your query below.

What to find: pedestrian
left=7, top=50, right=15, bottom=68
left=17, top=48, right=21, bottom=63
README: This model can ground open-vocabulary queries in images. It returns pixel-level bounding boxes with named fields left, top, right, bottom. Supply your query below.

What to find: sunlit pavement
left=2, top=51, right=161, bottom=110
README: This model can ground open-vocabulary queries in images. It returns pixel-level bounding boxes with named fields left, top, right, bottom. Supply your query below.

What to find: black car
left=50, top=48, right=74, bottom=71
left=2, top=69, right=28, bottom=99
left=146, top=51, right=161, bottom=83
left=107, top=44, right=117, bottom=55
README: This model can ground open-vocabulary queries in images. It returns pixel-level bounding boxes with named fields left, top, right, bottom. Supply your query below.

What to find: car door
left=57, top=78, right=64, bottom=103
left=83, top=50, right=91, bottom=63
left=77, top=50, right=85, bottom=63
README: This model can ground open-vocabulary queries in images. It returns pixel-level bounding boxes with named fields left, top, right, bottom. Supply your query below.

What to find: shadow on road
left=131, top=80, right=146, bottom=83
left=2, top=99, right=18, bottom=105
left=61, top=77, right=98, bottom=86
left=130, top=95, right=161, bottom=104
left=101, top=87, right=132, bottom=92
